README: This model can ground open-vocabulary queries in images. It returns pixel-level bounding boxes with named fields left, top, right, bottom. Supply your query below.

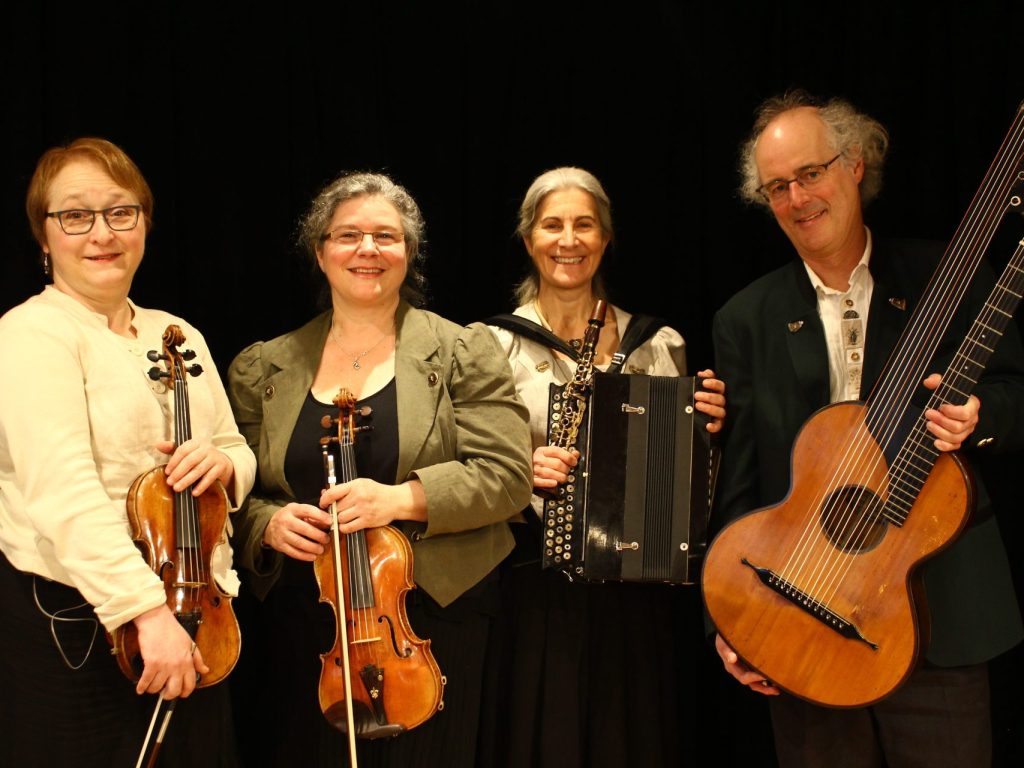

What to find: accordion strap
left=485, top=314, right=580, bottom=361
left=485, top=312, right=669, bottom=371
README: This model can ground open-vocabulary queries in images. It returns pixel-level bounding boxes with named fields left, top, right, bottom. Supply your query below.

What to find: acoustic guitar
left=703, top=103, right=1024, bottom=708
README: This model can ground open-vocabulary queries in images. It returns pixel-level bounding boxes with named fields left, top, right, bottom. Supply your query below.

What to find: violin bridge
left=351, top=635, right=382, bottom=645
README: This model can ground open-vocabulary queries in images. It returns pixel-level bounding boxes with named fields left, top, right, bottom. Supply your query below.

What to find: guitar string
left=818, top=236, right=1024, bottom=611
left=807, top=127, right=1024, bottom=606
left=778, top=110, right=1024, bottom=612
left=802, top=120, right=1019, bottom=614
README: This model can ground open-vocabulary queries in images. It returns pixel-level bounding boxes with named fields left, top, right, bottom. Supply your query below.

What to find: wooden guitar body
left=702, top=401, right=972, bottom=708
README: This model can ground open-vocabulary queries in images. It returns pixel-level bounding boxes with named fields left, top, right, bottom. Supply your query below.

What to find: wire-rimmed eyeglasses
left=757, top=154, right=843, bottom=203
left=320, top=229, right=404, bottom=248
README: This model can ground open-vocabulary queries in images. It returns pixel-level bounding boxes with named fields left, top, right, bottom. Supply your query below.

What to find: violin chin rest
left=324, top=700, right=406, bottom=740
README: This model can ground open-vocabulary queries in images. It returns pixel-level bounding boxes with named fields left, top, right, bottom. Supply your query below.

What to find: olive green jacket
left=227, top=302, right=532, bottom=607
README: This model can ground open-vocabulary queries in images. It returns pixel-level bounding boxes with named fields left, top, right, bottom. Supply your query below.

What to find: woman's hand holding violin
left=132, top=604, right=210, bottom=699
left=319, top=478, right=427, bottom=533
left=156, top=439, right=235, bottom=495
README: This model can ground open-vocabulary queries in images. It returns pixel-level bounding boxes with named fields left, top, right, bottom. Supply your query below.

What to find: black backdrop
left=2, top=2, right=1023, bottom=764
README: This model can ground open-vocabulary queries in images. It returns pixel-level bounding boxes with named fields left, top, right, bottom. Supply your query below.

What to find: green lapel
left=393, top=303, right=445, bottom=483
left=259, top=312, right=331, bottom=498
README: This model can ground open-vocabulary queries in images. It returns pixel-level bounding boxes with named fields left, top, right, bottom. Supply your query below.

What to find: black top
left=279, top=379, right=399, bottom=585
left=284, top=379, right=399, bottom=502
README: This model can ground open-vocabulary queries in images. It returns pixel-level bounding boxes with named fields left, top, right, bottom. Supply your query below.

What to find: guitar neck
left=882, top=238, right=1024, bottom=526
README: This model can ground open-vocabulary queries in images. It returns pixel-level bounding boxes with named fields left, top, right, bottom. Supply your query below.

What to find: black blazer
left=712, top=238, right=1024, bottom=666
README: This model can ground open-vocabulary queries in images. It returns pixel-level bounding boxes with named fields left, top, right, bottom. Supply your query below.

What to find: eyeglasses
left=321, top=229, right=404, bottom=247
left=757, top=154, right=843, bottom=203
left=46, top=205, right=143, bottom=235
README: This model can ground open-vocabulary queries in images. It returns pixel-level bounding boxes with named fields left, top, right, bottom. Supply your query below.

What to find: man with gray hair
left=710, top=90, right=1024, bottom=765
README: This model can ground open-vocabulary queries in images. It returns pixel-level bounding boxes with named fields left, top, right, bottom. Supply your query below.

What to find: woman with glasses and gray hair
left=227, top=171, right=532, bottom=767
left=481, top=166, right=726, bottom=768
left=0, top=137, right=256, bottom=766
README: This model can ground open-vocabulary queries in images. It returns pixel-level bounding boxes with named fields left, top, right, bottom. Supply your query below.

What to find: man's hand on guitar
left=922, top=373, right=980, bottom=452
left=715, top=634, right=779, bottom=696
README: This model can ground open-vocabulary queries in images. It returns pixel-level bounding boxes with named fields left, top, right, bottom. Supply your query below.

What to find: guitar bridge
left=741, top=558, right=878, bottom=650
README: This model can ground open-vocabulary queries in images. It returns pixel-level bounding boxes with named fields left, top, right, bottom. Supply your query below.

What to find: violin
left=108, top=324, right=241, bottom=765
left=315, top=388, right=444, bottom=764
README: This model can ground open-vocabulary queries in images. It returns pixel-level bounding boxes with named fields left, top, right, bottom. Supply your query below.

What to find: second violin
left=315, top=388, right=444, bottom=763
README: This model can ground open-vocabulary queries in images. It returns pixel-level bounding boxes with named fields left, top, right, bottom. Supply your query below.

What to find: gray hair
left=738, top=89, right=890, bottom=207
left=299, top=171, right=427, bottom=305
left=513, top=167, right=613, bottom=306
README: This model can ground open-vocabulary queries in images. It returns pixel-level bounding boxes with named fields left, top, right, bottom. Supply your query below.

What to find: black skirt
left=0, top=550, right=237, bottom=768
left=478, top=550, right=707, bottom=768
left=231, top=558, right=498, bottom=768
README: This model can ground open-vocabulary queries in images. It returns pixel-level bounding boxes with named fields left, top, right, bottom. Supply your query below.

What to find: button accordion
left=542, top=373, right=718, bottom=584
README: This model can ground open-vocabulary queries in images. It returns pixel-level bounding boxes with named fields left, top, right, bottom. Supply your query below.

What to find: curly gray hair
left=299, top=172, right=427, bottom=305
left=513, top=167, right=613, bottom=306
left=739, top=90, right=890, bottom=207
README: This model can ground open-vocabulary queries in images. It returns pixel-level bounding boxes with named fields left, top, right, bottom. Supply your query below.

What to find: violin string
left=779, top=108, right=1024, bottom=610
left=177, top=356, right=201, bottom=607
left=341, top=435, right=371, bottom=654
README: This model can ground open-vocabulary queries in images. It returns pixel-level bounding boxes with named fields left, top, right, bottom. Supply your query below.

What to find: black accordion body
left=542, top=373, right=718, bottom=584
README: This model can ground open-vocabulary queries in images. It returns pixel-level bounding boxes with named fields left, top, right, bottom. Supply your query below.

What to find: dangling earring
left=42, top=251, right=51, bottom=277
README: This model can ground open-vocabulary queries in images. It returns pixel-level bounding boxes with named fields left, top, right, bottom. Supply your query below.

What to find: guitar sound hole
left=819, top=485, right=887, bottom=553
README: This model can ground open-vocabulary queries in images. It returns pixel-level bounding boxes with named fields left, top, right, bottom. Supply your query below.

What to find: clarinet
left=541, top=300, right=607, bottom=572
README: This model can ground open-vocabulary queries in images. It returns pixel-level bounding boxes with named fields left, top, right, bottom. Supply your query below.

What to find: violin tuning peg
left=148, top=367, right=168, bottom=381
left=358, top=406, right=373, bottom=417
left=187, top=364, right=204, bottom=377
left=320, top=415, right=335, bottom=428
left=147, top=350, right=164, bottom=362
left=182, top=350, right=197, bottom=361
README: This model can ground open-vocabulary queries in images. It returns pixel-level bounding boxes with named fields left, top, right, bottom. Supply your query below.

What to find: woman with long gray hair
left=482, top=167, right=726, bottom=768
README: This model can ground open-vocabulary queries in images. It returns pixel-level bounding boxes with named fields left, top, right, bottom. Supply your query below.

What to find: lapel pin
left=889, top=298, right=907, bottom=310
left=787, top=320, right=804, bottom=333
left=536, top=361, right=551, bottom=372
